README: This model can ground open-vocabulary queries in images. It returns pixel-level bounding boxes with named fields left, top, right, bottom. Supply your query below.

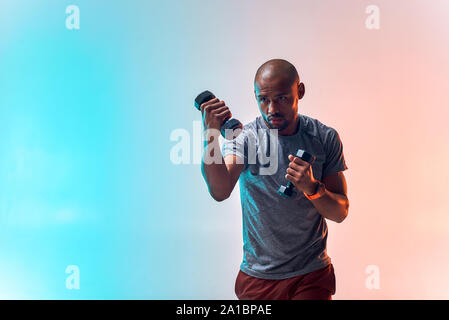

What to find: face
left=254, top=75, right=304, bottom=135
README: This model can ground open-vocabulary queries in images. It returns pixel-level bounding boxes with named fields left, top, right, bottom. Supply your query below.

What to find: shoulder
left=244, top=117, right=259, bottom=131
left=299, top=114, right=341, bottom=145
left=222, top=117, right=259, bottom=147
left=237, top=117, right=263, bottom=140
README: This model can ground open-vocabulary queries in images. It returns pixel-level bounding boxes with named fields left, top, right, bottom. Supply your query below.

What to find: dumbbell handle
left=295, top=149, right=316, bottom=164
left=277, top=149, right=316, bottom=198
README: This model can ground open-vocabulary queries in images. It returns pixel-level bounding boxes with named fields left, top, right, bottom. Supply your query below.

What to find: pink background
left=208, top=0, right=449, bottom=299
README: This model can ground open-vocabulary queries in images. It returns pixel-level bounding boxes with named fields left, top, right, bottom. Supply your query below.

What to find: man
left=200, top=59, right=349, bottom=300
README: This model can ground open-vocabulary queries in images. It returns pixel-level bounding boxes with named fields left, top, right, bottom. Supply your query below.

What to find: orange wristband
left=304, top=182, right=326, bottom=200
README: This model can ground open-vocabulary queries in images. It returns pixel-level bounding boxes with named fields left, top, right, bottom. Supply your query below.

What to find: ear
left=297, top=82, right=305, bottom=100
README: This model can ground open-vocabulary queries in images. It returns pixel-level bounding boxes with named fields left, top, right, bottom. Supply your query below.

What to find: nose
left=268, top=100, right=279, bottom=115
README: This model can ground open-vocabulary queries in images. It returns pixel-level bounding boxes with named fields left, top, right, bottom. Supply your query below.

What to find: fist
left=285, top=154, right=318, bottom=194
left=200, top=98, right=232, bottom=132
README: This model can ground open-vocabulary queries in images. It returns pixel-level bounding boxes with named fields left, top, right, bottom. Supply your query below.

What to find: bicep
left=224, top=154, right=244, bottom=191
left=322, top=171, right=348, bottom=197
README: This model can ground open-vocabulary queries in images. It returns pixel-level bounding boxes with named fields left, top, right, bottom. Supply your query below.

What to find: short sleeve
left=322, top=128, right=348, bottom=178
left=221, top=128, right=249, bottom=170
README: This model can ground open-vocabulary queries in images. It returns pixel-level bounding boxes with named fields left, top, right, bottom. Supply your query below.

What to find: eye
left=259, top=97, right=266, bottom=103
left=279, top=96, right=287, bottom=101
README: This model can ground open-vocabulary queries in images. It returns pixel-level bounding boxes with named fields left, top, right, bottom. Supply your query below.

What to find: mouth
left=269, top=117, right=284, bottom=125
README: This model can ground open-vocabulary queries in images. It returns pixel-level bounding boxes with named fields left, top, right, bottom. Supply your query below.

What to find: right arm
left=199, top=97, right=244, bottom=201
left=201, top=150, right=243, bottom=201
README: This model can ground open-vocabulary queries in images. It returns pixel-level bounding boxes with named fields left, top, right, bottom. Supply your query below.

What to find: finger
left=290, top=155, right=310, bottom=166
left=200, top=98, right=219, bottom=111
left=204, top=101, right=226, bottom=112
left=285, top=173, right=296, bottom=184
left=288, top=161, right=303, bottom=172
left=206, top=103, right=226, bottom=116
left=209, top=100, right=226, bottom=108
left=286, top=167, right=302, bottom=178
left=211, top=105, right=229, bottom=114
left=202, top=97, right=219, bottom=106
left=216, top=110, right=232, bottom=121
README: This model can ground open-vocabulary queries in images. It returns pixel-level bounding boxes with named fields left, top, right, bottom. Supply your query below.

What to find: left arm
left=286, top=155, right=349, bottom=223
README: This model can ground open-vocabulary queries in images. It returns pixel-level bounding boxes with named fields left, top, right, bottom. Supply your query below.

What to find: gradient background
left=1, top=0, right=448, bottom=299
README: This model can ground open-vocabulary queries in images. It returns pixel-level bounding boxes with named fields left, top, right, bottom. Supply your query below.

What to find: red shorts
left=235, top=264, right=336, bottom=300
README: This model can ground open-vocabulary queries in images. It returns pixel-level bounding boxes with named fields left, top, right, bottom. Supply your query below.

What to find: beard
left=267, top=115, right=289, bottom=131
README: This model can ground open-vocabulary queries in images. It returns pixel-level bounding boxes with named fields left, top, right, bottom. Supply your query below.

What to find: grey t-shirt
left=222, top=113, right=348, bottom=280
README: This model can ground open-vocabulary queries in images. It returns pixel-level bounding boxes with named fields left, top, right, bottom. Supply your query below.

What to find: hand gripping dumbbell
left=278, top=149, right=316, bottom=198
left=194, top=90, right=243, bottom=139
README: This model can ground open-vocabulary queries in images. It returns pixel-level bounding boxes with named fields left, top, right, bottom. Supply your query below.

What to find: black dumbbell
left=194, top=90, right=243, bottom=139
left=278, top=149, right=316, bottom=198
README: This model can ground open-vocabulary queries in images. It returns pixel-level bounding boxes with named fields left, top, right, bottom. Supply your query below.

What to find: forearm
left=308, top=187, right=349, bottom=223
left=201, top=139, right=232, bottom=201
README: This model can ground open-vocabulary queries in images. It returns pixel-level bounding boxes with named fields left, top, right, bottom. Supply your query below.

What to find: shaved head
left=254, top=59, right=299, bottom=88
left=253, top=59, right=305, bottom=135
